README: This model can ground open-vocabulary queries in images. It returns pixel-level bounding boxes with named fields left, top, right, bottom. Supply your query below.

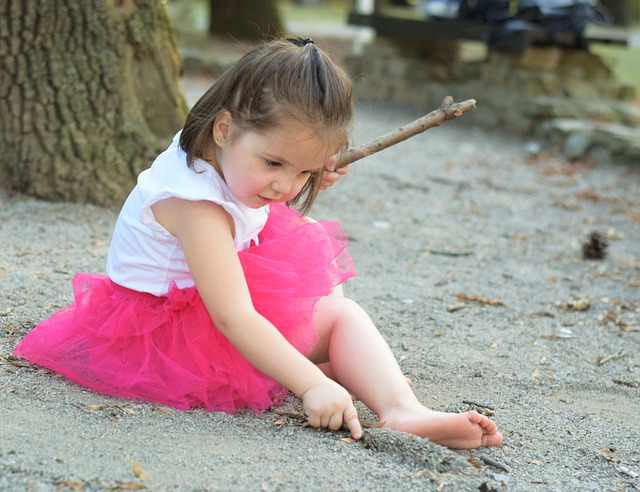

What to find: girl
left=14, top=38, right=502, bottom=449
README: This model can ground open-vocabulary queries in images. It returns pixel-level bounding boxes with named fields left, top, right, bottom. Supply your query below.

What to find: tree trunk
left=0, top=0, right=187, bottom=207
left=209, top=0, right=284, bottom=41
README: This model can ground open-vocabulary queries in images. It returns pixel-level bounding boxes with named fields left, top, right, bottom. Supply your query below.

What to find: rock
left=563, top=132, right=593, bottom=159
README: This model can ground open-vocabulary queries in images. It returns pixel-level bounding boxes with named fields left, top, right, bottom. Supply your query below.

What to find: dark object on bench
left=455, top=0, right=613, bottom=51
left=349, top=0, right=624, bottom=52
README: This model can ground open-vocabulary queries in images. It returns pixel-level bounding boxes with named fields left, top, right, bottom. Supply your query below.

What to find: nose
left=271, top=176, right=295, bottom=197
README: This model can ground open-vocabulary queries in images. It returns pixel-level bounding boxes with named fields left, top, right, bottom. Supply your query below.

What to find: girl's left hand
left=320, top=156, right=351, bottom=190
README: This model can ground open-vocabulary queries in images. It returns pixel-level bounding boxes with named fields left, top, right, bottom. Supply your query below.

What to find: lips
left=257, top=195, right=275, bottom=205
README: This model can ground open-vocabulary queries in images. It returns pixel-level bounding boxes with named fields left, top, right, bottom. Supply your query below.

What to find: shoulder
left=152, top=197, right=234, bottom=239
left=136, top=140, right=225, bottom=207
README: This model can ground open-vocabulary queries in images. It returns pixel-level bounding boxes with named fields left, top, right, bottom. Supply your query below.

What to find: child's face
left=215, top=126, right=332, bottom=209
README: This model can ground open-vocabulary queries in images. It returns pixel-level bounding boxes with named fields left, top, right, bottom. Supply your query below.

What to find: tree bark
left=209, top=0, right=284, bottom=41
left=0, top=0, right=187, bottom=207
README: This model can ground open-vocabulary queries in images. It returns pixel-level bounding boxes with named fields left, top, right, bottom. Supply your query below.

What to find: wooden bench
left=347, top=10, right=633, bottom=49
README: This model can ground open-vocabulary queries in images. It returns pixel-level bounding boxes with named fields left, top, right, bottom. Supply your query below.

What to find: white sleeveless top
left=106, top=133, right=269, bottom=296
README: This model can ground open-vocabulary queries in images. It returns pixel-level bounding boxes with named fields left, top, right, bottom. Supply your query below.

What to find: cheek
left=290, top=175, right=312, bottom=197
left=230, top=168, right=267, bottom=195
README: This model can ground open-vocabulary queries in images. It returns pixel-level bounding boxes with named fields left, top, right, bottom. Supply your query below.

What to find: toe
left=481, top=431, right=504, bottom=447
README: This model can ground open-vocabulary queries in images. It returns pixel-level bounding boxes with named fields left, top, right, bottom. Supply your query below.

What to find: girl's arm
left=152, top=197, right=362, bottom=438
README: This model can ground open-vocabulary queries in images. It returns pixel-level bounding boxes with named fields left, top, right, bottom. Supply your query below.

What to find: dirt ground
left=1, top=74, right=639, bottom=490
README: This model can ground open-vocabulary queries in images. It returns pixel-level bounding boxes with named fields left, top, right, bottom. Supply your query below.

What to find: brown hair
left=179, top=37, right=353, bottom=215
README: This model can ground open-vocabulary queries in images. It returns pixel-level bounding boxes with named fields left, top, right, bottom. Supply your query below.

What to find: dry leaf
left=575, top=189, right=614, bottom=202
left=112, top=482, right=146, bottom=490
left=620, top=325, right=639, bottom=332
left=598, top=449, right=619, bottom=463
left=155, top=406, right=175, bottom=414
left=130, top=459, right=148, bottom=481
left=540, top=328, right=576, bottom=340
left=468, top=456, right=482, bottom=468
left=446, top=302, right=466, bottom=312
left=455, top=294, right=505, bottom=306
left=54, top=480, right=85, bottom=490
left=566, top=298, right=590, bottom=311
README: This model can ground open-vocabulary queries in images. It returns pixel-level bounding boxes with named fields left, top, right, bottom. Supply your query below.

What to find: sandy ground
left=1, top=78, right=639, bottom=491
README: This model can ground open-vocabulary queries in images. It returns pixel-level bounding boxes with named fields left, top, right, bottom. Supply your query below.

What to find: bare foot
left=380, top=407, right=503, bottom=449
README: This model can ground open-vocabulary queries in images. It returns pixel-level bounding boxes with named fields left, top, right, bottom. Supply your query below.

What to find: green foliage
left=593, top=44, right=640, bottom=84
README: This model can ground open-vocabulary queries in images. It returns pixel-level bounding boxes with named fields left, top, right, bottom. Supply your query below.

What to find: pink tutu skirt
left=13, top=204, right=354, bottom=413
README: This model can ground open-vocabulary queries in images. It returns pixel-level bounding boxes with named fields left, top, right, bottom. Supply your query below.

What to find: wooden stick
left=336, top=96, right=476, bottom=169
left=477, top=454, right=510, bottom=472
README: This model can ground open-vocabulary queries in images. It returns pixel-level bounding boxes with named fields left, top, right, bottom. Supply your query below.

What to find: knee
left=323, top=295, right=359, bottom=313
left=329, top=296, right=374, bottom=328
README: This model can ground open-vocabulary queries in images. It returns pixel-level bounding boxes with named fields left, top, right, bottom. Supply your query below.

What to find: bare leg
left=318, top=361, right=412, bottom=387
left=309, top=291, right=503, bottom=449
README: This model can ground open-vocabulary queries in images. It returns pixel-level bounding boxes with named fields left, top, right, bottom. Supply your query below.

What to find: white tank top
left=106, top=133, right=269, bottom=296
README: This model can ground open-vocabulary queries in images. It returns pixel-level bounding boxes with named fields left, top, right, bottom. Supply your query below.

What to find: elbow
left=209, top=304, right=258, bottom=337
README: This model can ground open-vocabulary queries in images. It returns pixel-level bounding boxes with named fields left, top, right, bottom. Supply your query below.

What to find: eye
left=266, top=160, right=282, bottom=167
left=300, top=169, right=321, bottom=177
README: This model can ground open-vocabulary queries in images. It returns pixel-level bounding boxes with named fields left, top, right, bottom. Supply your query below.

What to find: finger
left=320, top=173, right=339, bottom=191
left=323, top=172, right=339, bottom=183
left=336, top=164, right=351, bottom=175
left=306, top=413, right=321, bottom=429
left=320, top=413, right=332, bottom=429
left=328, top=412, right=344, bottom=431
left=344, top=405, right=362, bottom=440
left=326, top=155, right=338, bottom=172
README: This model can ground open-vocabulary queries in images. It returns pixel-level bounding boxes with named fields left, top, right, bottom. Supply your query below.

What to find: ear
left=213, top=109, right=233, bottom=147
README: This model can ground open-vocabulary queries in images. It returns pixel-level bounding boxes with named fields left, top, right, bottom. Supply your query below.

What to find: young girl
left=14, top=38, right=502, bottom=449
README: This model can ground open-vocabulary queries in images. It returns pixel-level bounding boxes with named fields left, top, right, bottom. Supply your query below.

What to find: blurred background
left=1, top=0, right=637, bottom=207
left=167, top=0, right=639, bottom=86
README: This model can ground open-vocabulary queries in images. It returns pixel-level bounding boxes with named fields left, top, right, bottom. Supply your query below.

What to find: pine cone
left=582, top=231, right=608, bottom=260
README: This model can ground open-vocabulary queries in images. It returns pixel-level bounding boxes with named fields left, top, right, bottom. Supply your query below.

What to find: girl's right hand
left=320, top=155, right=351, bottom=190
left=302, top=379, right=362, bottom=439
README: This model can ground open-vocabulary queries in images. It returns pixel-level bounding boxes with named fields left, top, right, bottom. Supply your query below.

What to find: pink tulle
left=13, top=203, right=354, bottom=413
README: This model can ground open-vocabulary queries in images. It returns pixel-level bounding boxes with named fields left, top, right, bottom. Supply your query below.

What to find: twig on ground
left=476, top=454, right=510, bottom=472
left=427, top=249, right=474, bottom=257
left=462, top=400, right=496, bottom=411
left=462, top=400, right=496, bottom=416
left=597, top=350, right=625, bottom=366
left=271, top=408, right=306, bottom=420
